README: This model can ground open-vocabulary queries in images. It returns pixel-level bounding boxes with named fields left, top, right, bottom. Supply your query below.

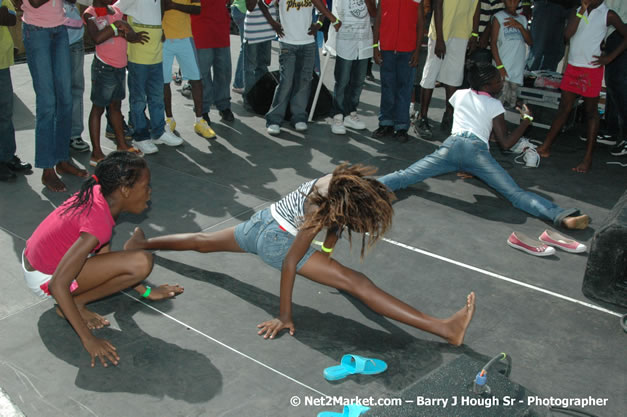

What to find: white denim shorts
left=420, top=37, right=469, bottom=88
left=22, top=250, right=78, bottom=299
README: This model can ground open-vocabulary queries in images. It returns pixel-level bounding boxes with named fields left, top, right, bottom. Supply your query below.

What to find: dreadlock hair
left=62, top=151, right=147, bottom=216
left=300, top=164, right=395, bottom=258
left=468, top=62, right=500, bottom=92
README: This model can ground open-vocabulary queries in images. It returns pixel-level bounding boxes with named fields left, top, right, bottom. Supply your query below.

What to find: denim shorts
left=90, top=58, right=126, bottom=107
left=234, top=208, right=316, bottom=271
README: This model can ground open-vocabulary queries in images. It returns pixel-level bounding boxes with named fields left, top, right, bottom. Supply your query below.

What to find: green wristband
left=496, top=64, right=505, bottom=69
left=321, top=244, right=333, bottom=253
left=471, top=32, right=479, bottom=38
left=316, top=20, right=323, bottom=27
left=522, top=114, right=533, bottom=122
left=142, top=286, right=152, bottom=298
left=576, top=12, right=589, bottom=24
left=110, top=23, right=118, bottom=37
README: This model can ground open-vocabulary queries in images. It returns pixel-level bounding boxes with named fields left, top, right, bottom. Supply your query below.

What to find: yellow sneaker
left=194, top=119, right=216, bottom=139
left=165, top=117, right=176, bottom=133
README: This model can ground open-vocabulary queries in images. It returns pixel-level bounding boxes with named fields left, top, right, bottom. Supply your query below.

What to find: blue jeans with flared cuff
left=378, top=133, right=576, bottom=226
left=266, top=42, right=316, bottom=127
left=127, top=62, right=166, bottom=141
left=197, top=46, right=232, bottom=113
left=243, top=40, right=272, bottom=99
left=231, top=6, right=245, bottom=89
left=331, top=57, right=368, bottom=117
left=0, top=68, right=15, bottom=162
left=23, top=23, right=72, bottom=168
left=69, top=40, right=85, bottom=139
left=378, top=50, right=416, bottom=131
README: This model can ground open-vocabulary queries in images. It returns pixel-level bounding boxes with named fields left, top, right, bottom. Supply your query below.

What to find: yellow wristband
left=576, top=12, right=589, bottom=24
left=110, top=23, right=118, bottom=37
left=333, top=17, right=341, bottom=25
left=522, top=2, right=531, bottom=6
left=321, top=244, right=333, bottom=253
left=316, top=20, right=323, bottom=27
left=522, top=114, right=533, bottom=122
left=372, top=43, right=379, bottom=49
left=471, top=32, right=479, bottom=38
left=496, top=64, right=505, bottom=69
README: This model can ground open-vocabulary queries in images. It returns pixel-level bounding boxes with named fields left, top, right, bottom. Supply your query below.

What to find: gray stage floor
left=1, top=36, right=626, bottom=417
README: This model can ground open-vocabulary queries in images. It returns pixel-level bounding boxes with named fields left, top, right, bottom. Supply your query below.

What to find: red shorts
left=559, top=64, right=604, bottom=98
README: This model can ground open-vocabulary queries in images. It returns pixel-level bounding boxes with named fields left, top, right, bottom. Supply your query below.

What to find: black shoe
left=202, top=112, right=211, bottom=124
left=394, top=129, right=409, bottom=143
left=415, top=117, right=432, bottom=139
left=372, top=125, right=394, bottom=138
left=219, top=109, right=235, bottom=122
left=610, top=140, right=627, bottom=156
left=440, top=112, right=453, bottom=134
left=69, top=137, right=90, bottom=152
left=0, top=162, right=17, bottom=181
left=366, top=73, right=375, bottom=82
left=6, top=155, right=32, bottom=172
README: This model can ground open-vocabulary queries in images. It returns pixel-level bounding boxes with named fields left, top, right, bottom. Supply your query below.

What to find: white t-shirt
left=277, top=0, right=315, bottom=45
left=449, top=89, right=505, bottom=146
left=569, top=2, right=609, bottom=68
left=325, top=0, right=373, bottom=60
left=492, top=11, right=527, bottom=85
left=114, top=0, right=162, bottom=25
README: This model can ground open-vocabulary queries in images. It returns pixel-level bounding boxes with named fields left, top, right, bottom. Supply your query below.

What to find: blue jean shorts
left=90, top=57, right=126, bottom=107
left=234, top=208, right=316, bottom=271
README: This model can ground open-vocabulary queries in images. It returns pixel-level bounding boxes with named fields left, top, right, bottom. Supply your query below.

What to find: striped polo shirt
left=244, top=2, right=278, bottom=45
left=270, top=179, right=317, bottom=236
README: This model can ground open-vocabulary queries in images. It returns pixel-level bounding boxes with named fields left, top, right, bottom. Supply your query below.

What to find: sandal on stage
left=318, top=405, right=371, bottom=417
left=323, top=354, right=387, bottom=381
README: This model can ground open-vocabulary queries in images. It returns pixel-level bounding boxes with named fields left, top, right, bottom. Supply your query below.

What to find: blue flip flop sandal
left=317, top=404, right=371, bottom=417
left=323, top=354, right=388, bottom=381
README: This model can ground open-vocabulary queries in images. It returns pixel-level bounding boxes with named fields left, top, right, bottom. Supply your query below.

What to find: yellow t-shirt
left=163, top=0, right=199, bottom=40
left=0, top=0, right=15, bottom=70
left=429, top=0, right=478, bottom=41
left=127, top=17, right=163, bottom=65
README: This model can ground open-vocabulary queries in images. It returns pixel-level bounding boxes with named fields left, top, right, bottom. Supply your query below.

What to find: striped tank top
left=270, top=179, right=317, bottom=236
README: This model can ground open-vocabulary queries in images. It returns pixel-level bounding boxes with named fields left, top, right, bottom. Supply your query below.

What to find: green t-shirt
left=0, top=0, right=15, bottom=69
left=233, top=0, right=247, bottom=14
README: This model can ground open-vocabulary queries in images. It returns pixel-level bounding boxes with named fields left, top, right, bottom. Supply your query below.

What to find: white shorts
left=420, top=37, right=469, bottom=89
left=22, top=251, right=78, bottom=299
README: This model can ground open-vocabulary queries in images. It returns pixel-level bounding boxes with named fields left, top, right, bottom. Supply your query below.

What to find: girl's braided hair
left=62, top=151, right=147, bottom=216
left=468, top=62, right=500, bottom=92
left=301, top=164, right=395, bottom=258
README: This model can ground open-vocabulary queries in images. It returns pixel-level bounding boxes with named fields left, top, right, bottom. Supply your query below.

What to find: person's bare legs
left=574, top=96, right=600, bottom=173
left=190, top=80, right=204, bottom=118
left=562, top=214, right=590, bottom=229
left=109, top=101, right=133, bottom=152
left=443, top=84, right=457, bottom=119
left=164, top=83, right=173, bottom=118
left=298, top=252, right=476, bottom=346
left=88, top=104, right=107, bottom=163
left=55, top=249, right=154, bottom=329
left=124, top=226, right=245, bottom=254
left=537, top=91, right=578, bottom=157
left=419, top=87, right=434, bottom=120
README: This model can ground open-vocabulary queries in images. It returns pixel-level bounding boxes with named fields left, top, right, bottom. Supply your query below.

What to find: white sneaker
left=153, top=130, right=184, bottom=146
left=343, top=112, right=366, bottom=130
left=294, top=122, right=308, bottom=132
left=331, top=114, right=346, bottom=135
left=165, top=117, right=176, bottom=133
left=133, top=140, right=159, bottom=155
left=267, top=124, right=280, bottom=135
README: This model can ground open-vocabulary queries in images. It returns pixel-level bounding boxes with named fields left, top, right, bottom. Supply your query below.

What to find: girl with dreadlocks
left=380, top=62, right=590, bottom=230
left=124, top=163, right=476, bottom=345
left=23, top=151, right=183, bottom=367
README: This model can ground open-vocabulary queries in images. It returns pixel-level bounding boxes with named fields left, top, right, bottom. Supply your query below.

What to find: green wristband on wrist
left=522, top=114, right=533, bottom=122
left=333, top=17, right=341, bottom=25
left=321, top=244, right=333, bottom=253
left=496, top=64, right=505, bottom=69
left=110, top=23, right=118, bottom=37
left=576, top=12, right=589, bottom=24
left=316, top=20, right=323, bottom=27
left=471, top=32, right=479, bottom=38
left=142, top=286, right=152, bottom=298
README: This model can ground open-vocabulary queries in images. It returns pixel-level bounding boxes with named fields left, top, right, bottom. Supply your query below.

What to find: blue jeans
left=378, top=133, right=577, bottom=225
left=0, top=68, right=15, bottom=162
left=604, top=31, right=627, bottom=139
left=266, top=42, right=315, bottom=126
left=243, top=40, right=271, bottom=99
left=526, top=0, right=572, bottom=72
left=69, top=40, right=85, bottom=139
left=197, top=47, right=232, bottom=112
left=231, top=7, right=245, bottom=89
left=22, top=23, right=72, bottom=168
left=127, top=62, right=165, bottom=141
left=331, top=57, right=368, bottom=117
left=379, top=50, right=416, bottom=130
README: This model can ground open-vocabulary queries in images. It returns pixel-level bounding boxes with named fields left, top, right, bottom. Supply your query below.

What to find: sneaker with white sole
left=153, top=130, right=184, bottom=146
left=165, top=117, right=176, bottom=133
left=610, top=140, right=627, bottom=156
left=538, top=230, right=587, bottom=253
left=344, top=112, right=366, bottom=130
left=579, top=133, right=616, bottom=146
left=507, top=232, right=556, bottom=256
left=267, top=124, right=280, bottom=135
left=194, top=119, right=217, bottom=139
left=133, top=140, right=159, bottom=155
left=295, top=122, right=308, bottom=132
left=331, top=114, right=346, bottom=135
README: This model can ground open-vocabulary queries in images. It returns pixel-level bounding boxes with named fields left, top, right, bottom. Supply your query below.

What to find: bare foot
left=42, top=168, right=67, bottom=192
left=124, top=227, right=146, bottom=250
left=562, top=214, right=590, bottom=230
left=456, top=172, right=474, bottom=179
left=56, top=160, right=88, bottom=178
left=445, top=292, right=476, bottom=346
left=536, top=145, right=550, bottom=158
left=572, top=159, right=591, bottom=173
left=145, top=284, right=184, bottom=300
left=55, top=305, right=110, bottom=329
